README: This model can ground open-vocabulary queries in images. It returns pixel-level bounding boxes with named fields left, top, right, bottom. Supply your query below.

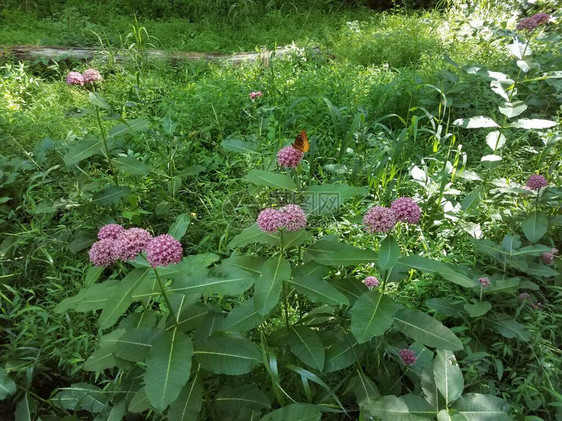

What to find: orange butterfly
left=291, top=130, right=310, bottom=153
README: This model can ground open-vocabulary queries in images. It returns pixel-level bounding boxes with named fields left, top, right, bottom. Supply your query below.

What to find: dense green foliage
left=1, top=1, right=561, bottom=420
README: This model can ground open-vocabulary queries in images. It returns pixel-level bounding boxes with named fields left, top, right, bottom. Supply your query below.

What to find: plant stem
left=154, top=267, right=178, bottom=324
left=280, top=229, right=290, bottom=331
left=95, top=106, right=119, bottom=186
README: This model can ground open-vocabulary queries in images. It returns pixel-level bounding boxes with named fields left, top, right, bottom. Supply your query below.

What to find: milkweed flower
left=257, top=208, right=286, bottom=233
left=479, top=277, right=490, bottom=287
left=146, top=234, right=183, bottom=267
left=363, top=206, right=397, bottom=233
left=531, top=302, right=543, bottom=311
left=391, top=197, right=421, bottom=224
left=249, top=91, right=263, bottom=101
left=66, top=71, right=84, bottom=85
left=83, top=69, right=103, bottom=84
left=277, top=146, right=303, bottom=168
left=542, top=248, right=558, bottom=264
left=115, top=228, right=152, bottom=261
left=279, top=204, right=307, bottom=231
left=97, top=224, right=125, bottom=240
left=363, top=276, right=379, bottom=289
left=526, top=174, right=548, bottom=190
left=399, top=349, right=417, bottom=365
left=89, top=239, right=118, bottom=266
left=519, top=292, right=531, bottom=301
left=517, top=13, right=550, bottom=31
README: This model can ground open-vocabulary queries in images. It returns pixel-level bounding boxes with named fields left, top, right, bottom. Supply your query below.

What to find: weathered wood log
left=1, top=45, right=323, bottom=64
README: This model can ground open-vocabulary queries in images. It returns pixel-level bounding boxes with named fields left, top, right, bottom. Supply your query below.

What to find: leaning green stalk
left=94, top=106, right=119, bottom=186
left=280, top=229, right=290, bottom=331
left=153, top=267, right=178, bottom=324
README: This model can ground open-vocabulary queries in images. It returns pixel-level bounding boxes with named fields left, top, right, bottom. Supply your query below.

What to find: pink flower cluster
left=277, top=145, right=304, bottom=168
left=363, top=276, right=379, bottom=289
left=399, top=348, right=417, bottom=365
left=479, top=277, right=490, bottom=287
left=249, top=91, right=263, bottom=101
left=257, top=204, right=307, bottom=233
left=517, top=13, right=550, bottom=31
left=526, top=174, right=548, bottom=191
left=541, top=248, right=558, bottom=264
left=364, top=197, right=421, bottom=234
left=66, top=69, right=103, bottom=86
left=88, top=224, right=183, bottom=267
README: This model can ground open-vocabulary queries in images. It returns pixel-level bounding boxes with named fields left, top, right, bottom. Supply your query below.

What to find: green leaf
left=425, top=298, right=464, bottom=318
left=394, top=309, right=463, bottom=350
left=481, top=154, right=502, bottom=169
left=101, top=327, right=157, bottom=362
left=218, top=298, right=264, bottom=332
left=254, top=255, right=291, bottom=316
left=167, top=379, right=203, bottom=421
left=89, top=92, right=111, bottom=109
left=363, top=395, right=426, bottom=421
left=453, top=116, right=499, bottom=129
left=228, top=224, right=278, bottom=249
left=521, top=211, right=548, bottom=243
left=244, top=170, right=296, bottom=191
left=398, top=256, right=475, bottom=288
left=171, top=263, right=254, bottom=296
left=215, top=384, right=271, bottom=414
left=485, top=131, right=506, bottom=151
left=194, top=335, right=261, bottom=375
left=378, top=235, right=400, bottom=270
left=55, top=280, right=120, bottom=313
left=128, top=388, right=150, bottom=413
left=96, top=400, right=127, bottom=421
left=434, top=350, right=464, bottom=405
left=403, top=394, right=435, bottom=418
left=291, top=262, right=348, bottom=306
left=303, top=184, right=367, bottom=215
left=510, top=119, right=557, bottom=129
left=222, top=255, right=266, bottom=277
left=260, top=403, right=321, bottom=421
left=461, top=188, right=483, bottom=212
left=145, top=328, right=193, bottom=412
left=485, top=316, right=530, bottom=341
left=452, top=393, right=511, bottom=420
left=15, top=393, right=35, bottom=421
left=53, top=383, right=108, bottom=413
left=83, top=349, right=116, bottom=371
left=351, top=291, right=401, bottom=343
left=108, top=119, right=150, bottom=137
left=288, top=326, right=325, bottom=371
left=348, top=370, right=380, bottom=406
left=525, top=262, right=559, bottom=277
left=221, top=138, right=258, bottom=154
left=99, top=268, right=151, bottom=329
left=324, top=335, right=366, bottom=373
left=168, top=213, right=191, bottom=240
left=498, top=102, right=527, bottom=119
left=464, top=301, right=492, bottom=317
left=92, top=186, right=131, bottom=205
left=0, top=368, right=16, bottom=399
left=69, top=234, right=96, bottom=253
left=64, top=139, right=103, bottom=166
left=112, top=156, right=149, bottom=175
left=305, top=235, right=377, bottom=266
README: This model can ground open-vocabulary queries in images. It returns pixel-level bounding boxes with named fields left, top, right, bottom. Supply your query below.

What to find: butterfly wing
left=292, top=130, right=310, bottom=153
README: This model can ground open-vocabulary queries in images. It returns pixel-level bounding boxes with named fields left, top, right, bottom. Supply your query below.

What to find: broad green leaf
left=83, top=349, right=116, bottom=371
left=481, top=154, right=502, bottom=169
left=254, top=255, right=291, bottom=316
left=525, top=262, right=558, bottom=277
left=108, top=119, right=150, bottom=137
left=15, top=393, right=35, bottom=421
left=101, top=327, right=157, bottom=362
left=511, top=244, right=551, bottom=256
left=219, top=298, right=264, bottom=332
left=222, top=255, right=266, bottom=277
left=84, top=265, right=104, bottom=287
left=96, top=400, right=127, bottom=421
left=501, top=234, right=521, bottom=254
left=378, top=235, right=400, bottom=270
left=228, top=224, right=277, bottom=249
left=485, top=131, right=506, bottom=151
left=244, top=170, right=296, bottom=191
left=434, top=350, right=464, bottom=405
left=305, top=235, right=377, bottom=266
left=0, top=368, right=16, bottom=399
left=453, top=116, right=499, bottom=129
left=171, top=264, right=254, bottom=296
left=507, top=39, right=531, bottom=59
left=291, top=262, right=348, bottom=306
left=324, top=335, right=366, bottom=373
left=348, top=370, right=380, bottom=406
left=485, top=316, right=530, bottom=341
left=437, top=409, right=466, bottom=421
left=221, top=138, right=258, bottom=154
left=425, top=298, right=464, bottom=318
left=167, top=379, right=203, bottom=421
left=63, top=139, right=103, bottom=166
left=510, top=119, right=557, bottom=129
left=398, top=256, right=475, bottom=288
left=363, top=395, right=426, bottom=421
left=521, top=211, right=548, bottom=243
left=69, top=234, right=96, bottom=253
left=260, top=403, right=321, bottom=421
left=175, top=303, right=212, bottom=332
left=55, top=280, right=119, bottom=313
left=112, top=156, right=149, bottom=175
left=215, top=384, right=270, bottom=414
left=452, top=393, right=511, bottom=420
left=92, top=186, right=131, bottom=205
left=145, top=328, right=193, bottom=412
left=194, top=335, right=261, bottom=375
left=168, top=213, right=191, bottom=240
left=498, top=102, right=527, bottom=119
left=394, top=309, right=463, bottom=350
left=351, top=291, right=401, bottom=343
left=99, top=268, right=151, bottom=329
left=53, top=383, right=108, bottom=413
left=461, top=188, right=482, bottom=212
left=464, top=301, right=491, bottom=317
left=128, top=388, right=150, bottom=413
left=89, top=92, right=110, bottom=109
left=421, top=362, right=442, bottom=410
left=332, top=277, right=368, bottom=305
left=288, top=326, right=325, bottom=371
left=403, top=394, right=435, bottom=418
left=303, top=184, right=367, bottom=215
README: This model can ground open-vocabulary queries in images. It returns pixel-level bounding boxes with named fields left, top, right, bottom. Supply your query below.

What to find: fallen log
left=1, top=44, right=323, bottom=64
